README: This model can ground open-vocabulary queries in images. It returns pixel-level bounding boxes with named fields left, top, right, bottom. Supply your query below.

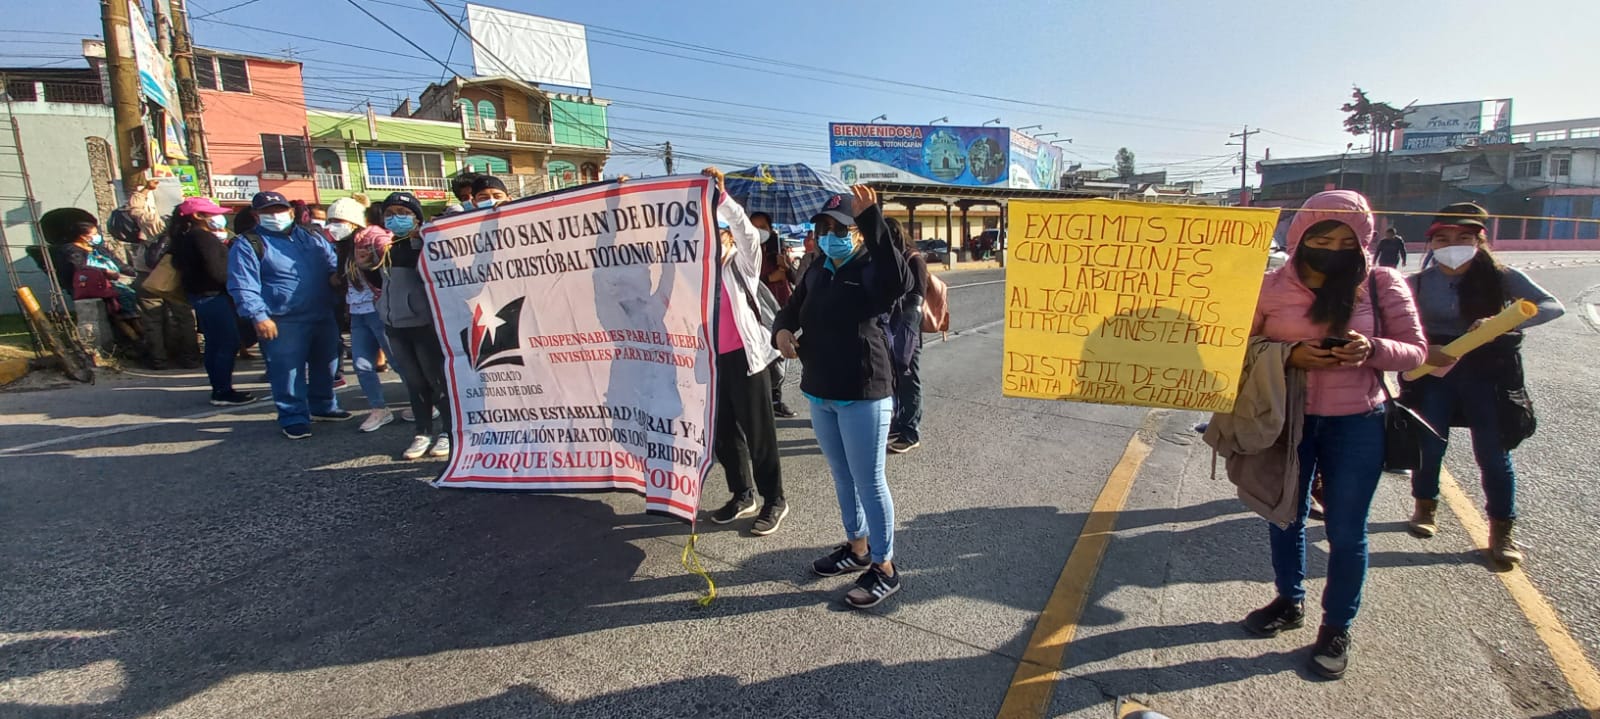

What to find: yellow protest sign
left=1002, top=199, right=1282, bottom=412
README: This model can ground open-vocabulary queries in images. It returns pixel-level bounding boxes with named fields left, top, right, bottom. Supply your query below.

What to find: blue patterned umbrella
left=723, top=163, right=851, bottom=226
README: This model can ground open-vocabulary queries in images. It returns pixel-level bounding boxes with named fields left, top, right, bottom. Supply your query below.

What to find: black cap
left=471, top=175, right=508, bottom=195
left=1432, top=202, right=1489, bottom=232
left=251, top=191, right=291, bottom=211
left=382, top=191, right=424, bottom=220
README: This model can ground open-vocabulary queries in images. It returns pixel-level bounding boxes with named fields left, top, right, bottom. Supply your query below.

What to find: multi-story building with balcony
left=307, top=109, right=467, bottom=216
left=395, top=75, right=611, bottom=198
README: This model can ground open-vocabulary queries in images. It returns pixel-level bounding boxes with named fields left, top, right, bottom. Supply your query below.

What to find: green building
left=307, top=109, right=468, bottom=214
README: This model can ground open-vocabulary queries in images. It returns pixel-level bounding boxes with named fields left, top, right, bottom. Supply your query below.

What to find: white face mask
left=1432, top=245, right=1479, bottom=270
left=326, top=222, right=355, bottom=241
left=757, top=229, right=772, bottom=242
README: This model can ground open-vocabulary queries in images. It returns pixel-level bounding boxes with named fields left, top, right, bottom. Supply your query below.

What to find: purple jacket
left=1251, top=190, right=1427, bottom=417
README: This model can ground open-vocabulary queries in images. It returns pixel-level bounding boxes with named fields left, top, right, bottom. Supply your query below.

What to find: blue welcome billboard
left=830, top=123, right=1010, bottom=187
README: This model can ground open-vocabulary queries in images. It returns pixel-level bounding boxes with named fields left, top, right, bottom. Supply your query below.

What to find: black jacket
left=168, top=227, right=232, bottom=297
left=773, top=205, right=911, bottom=401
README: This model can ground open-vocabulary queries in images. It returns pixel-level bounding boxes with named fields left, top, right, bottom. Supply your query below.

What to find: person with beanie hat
left=469, top=175, right=510, bottom=209
left=369, top=192, right=451, bottom=459
left=325, top=203, right=393, bottom=433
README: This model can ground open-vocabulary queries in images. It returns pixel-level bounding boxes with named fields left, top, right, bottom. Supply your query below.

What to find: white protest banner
left=419, top=177, right=718, bottom=522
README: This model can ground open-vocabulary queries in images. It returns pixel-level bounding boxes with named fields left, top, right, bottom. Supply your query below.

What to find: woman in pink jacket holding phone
left=1242, top=190, right=1427, bottom=680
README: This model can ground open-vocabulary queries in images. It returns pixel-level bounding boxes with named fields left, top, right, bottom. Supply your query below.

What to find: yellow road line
left=1437, top=467, right=1600, bottom=718
left=997, top=426, right=1153, bottom=719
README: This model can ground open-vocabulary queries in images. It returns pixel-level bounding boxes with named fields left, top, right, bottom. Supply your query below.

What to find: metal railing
left=365, top=175, right=449, bottom=191
left=315, top=173, right=345, bottom=190
left=463, top=118, right=552, bottom=145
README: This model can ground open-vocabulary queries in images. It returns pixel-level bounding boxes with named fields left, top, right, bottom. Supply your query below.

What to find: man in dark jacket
left=1375, top=227, right=1407, bottom=268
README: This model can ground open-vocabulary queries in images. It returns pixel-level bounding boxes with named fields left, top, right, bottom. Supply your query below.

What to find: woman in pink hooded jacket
left=1242, top=190, right=1427, bottom=680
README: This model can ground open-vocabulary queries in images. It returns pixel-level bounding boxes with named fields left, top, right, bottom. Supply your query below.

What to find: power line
left=193, top=0, right=264, bottom=20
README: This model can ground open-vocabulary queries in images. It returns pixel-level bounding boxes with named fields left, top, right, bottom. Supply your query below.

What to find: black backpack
left=107, top=207, right=143, bottom=245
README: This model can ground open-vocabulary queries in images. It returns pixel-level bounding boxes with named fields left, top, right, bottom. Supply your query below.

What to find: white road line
left=926, top=318, right=1005, bottom=348
left=947, top=280, right=1007, bottom=289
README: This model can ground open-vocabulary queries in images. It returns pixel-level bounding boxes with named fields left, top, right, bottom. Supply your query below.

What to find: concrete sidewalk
left=1045, top=414, right=1588, bottom=718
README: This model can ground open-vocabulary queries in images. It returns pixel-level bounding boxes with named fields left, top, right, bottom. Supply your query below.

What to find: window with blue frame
left=364, top=150, right=444, bottom=189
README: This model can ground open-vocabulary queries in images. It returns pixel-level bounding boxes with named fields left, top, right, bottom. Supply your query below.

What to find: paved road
left=1, top=260, right=1596, bottom=718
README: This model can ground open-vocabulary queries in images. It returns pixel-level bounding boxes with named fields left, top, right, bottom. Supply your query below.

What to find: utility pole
left=1229, top=125, right=1261, bottom=202
left=662, top=141, right=674, bottom=175
left=168, top=0, right=211, bottom=195
left=151, top=0, right=171, bottom=55
left=102, top=0, right=149, bottom=187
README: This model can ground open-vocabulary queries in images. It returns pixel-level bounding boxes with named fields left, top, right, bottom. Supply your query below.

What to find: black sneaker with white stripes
left=811, top=544, right=870, bottom=577
left=709, top=495, right=758, bottom=524
left=844, top=564, right=901, bottom=609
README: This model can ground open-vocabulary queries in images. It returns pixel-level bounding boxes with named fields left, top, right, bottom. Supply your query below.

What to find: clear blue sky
left=7, top=0, right=1599, bottom=187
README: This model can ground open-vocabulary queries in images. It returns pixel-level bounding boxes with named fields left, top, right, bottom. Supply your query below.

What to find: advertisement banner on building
left=466, top=3, right=592, bottom=89
left=419, top=177, right=718, bottom=522
left=211, top=175, right=261, bottom=203
left=126, top=0, right=180, bottom=112
left=1399, top=99, right=1513, bottom=151
left=1009, top=131, right=1063, bottom=190
left=1002, top=199, right=1281, bottom=412
left=830, top=123, right=1010, bottom=187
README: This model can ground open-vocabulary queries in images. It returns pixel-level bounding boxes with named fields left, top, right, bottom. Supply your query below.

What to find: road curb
left=929, top=261, right=1003, bottom=274
left=0, top=357, right=31, bottom=387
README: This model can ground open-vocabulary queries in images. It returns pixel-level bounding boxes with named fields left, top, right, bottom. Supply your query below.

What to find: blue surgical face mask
left=206, top=215, right=227, bottom=230
left=89, top=233, right=104, bottom=246
left=384, top=215, right=417, bottom=235
left=257, top=211, right=293, bottom=233
left=820, top=231, right=855, bottom=261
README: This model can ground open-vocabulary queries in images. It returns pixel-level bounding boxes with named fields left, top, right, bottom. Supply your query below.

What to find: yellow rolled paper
left=1401, top=299, right=1538, bottom=381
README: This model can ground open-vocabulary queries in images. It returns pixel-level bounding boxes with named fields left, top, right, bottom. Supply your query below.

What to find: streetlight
left=982, top=118, right=1002, bottom=126
left=929, top=116, right=948, bottom=124
left=1016, top=124, right=1042, bottom=132
left=869, top=114, right=888, bottom=123
left=1035, top=132, right=1059, bottom=138
left=1048, top=139, right=1073, bottom=146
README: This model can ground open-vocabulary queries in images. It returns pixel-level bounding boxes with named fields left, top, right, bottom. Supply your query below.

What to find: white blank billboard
left=467, top=4, right=592, bottom=89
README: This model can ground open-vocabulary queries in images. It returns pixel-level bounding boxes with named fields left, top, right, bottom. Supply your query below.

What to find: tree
left=1340, top=86, right=1412, bottom=209
left=1340, top=86, right=1411, bottom=146
left=1115, top=148, right=1136, bottom=179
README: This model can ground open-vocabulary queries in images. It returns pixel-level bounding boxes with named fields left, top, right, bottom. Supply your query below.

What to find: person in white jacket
left=702, top=167, right=788, bottom=535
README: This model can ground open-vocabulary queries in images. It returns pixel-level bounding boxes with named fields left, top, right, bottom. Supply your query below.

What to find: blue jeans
left=1269, top=409, right=1385, bottom=631
left=809, top=396, right=896, bottom=563
left=188, top=293, right=239, bottom=395
left=1408, top=372, right=1517, bottom=520
left=349, top=311, right=390, bottom=410
left=260, top=314, right=342, bottom=428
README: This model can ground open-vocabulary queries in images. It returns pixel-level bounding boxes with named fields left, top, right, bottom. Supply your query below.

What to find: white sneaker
left=360, top=409, right=395, bottom=433
left=429, top=433, right=451, bottom=458
left=402, top=434, right=431, bottom=460
left=399, top=408, right=416, bottom=422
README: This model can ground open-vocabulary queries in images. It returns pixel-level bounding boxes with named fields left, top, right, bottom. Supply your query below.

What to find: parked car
left=1266, top=245, right=1289, bottom=271
left=782, top=235, right=806, bottom=265
left=916, top=239, right=949, bottom=264
left=970, top=229, right=1006, bottom=260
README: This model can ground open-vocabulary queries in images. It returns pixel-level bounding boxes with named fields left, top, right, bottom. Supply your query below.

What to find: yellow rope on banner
left=680, top=530, right=717, bottom=606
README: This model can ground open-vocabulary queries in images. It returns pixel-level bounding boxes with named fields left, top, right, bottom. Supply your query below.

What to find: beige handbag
left=142, top=253, right=184, bottom=302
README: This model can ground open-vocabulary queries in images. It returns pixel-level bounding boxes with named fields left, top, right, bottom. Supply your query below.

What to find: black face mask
left=1298, top=247, right=1361, bottom=276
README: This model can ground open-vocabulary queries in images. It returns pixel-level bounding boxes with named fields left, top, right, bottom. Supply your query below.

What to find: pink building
left=195, top=49, right=314, bottom=206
